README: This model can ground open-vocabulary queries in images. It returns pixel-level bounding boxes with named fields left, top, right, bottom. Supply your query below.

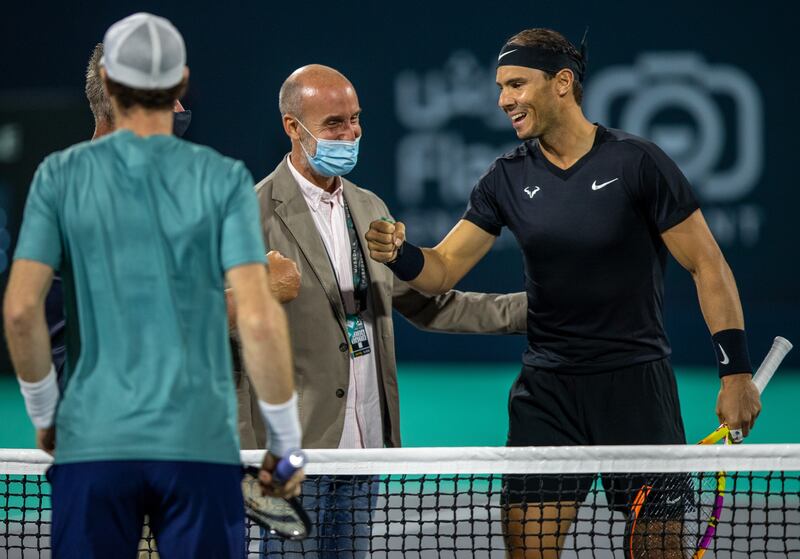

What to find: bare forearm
left=692, top=258, right=744, bottom=334
left=404, top=248, right=455, bottom=295
left=5, top=309, right=52, bottom=382
left=368, top=219, right=495, bottom=295
left=238, top=298, right=295, bottom=404
left=662, top=212, right=759, bottom=435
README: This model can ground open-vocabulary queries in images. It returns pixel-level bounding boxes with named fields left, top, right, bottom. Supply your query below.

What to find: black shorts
left=503, top=358, right=686, bottom=512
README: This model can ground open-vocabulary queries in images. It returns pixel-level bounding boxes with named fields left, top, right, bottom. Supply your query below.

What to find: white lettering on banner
left=394, top=51, right=766, bottom=248
left=583, top=52, right=764, bottom=246
left=583, top=52, right=766, bottom=246
left=703, top=205, right=764, bottom=247
left=584, top=53, right=764, bottom=202
left=395, top=132, right=517, bottom=205
left=394, top=51, right=516, bottom=247
left=395, top=51, right=507, bottom=131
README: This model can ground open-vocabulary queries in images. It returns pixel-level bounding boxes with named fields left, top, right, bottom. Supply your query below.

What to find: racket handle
left=274, top=449, right=307, bottom=484
left=752, top=336, right=793, bottom=394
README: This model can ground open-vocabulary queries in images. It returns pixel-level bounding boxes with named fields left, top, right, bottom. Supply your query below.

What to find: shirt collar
left=287, top=154, right=343, bottom=212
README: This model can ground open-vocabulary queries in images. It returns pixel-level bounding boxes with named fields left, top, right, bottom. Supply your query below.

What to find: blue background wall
left=0, top=0, right=797, bottom=371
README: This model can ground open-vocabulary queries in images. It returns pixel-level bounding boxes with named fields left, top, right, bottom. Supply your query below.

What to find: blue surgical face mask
left=296, top=119, right=360, bottom=177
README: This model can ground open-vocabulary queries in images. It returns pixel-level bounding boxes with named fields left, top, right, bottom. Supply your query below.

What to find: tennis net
left=2, top=445, right=799, bottom=558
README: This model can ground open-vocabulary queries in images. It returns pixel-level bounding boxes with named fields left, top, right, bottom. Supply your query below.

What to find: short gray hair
left=85, top=43, right=114, bottom=125
left=278, top=65, right=353, bottom=119
left=278, top=77, right=303, bottom=118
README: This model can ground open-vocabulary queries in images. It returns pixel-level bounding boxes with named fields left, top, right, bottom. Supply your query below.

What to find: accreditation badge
left=346, top=313, right=371, bottom=358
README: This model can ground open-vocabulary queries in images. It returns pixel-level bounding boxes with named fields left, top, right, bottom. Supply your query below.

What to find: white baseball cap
left=102, top=12, right=186, bottom=90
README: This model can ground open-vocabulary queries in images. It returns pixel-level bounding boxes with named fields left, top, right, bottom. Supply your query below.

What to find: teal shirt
left=14, top=130, right=266, bottom=465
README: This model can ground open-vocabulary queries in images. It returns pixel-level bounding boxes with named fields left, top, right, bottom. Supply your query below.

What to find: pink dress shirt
left=287, top=156, right=383, bottom=449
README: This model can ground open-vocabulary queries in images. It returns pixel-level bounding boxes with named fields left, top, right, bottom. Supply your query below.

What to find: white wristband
left=258, top=392, right=302, bottom=457
left=18, top=365, right=60, bottom=429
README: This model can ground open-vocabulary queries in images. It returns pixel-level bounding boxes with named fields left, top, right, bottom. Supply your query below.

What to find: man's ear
left=554, top=68, right=574, bottom=99
left=283, top=115, right=301, bottom=141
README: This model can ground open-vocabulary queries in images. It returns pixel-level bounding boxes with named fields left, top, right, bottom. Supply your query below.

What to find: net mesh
left=2, top=446, right=799, bottom=558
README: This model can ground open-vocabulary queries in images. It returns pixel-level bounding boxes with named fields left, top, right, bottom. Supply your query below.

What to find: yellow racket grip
left=698, top=423, right=730, bottom=445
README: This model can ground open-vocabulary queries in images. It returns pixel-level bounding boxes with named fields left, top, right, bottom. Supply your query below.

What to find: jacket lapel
left=271, top=159, right=347, bottom=331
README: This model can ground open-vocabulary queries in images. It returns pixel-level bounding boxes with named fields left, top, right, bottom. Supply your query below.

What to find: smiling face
left=496, top=65, right=560, bottom=140
left=294, top=81, right=362, bottom=155
left=279, top=65, right=365, bottom=187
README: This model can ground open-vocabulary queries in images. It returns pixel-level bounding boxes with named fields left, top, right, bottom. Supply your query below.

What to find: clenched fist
left=365, top=219, right=405, bottom=263
left=259, top=452, right=305, bottom=499
left=716, top=373, right=761, bottom=441
left=226, top=251, right=301, bottom=334
left=267, top=251, right=301, bottom=303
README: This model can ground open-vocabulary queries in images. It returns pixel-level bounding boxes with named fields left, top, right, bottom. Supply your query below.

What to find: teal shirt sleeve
left=220, top=161, right=266, bottom=271
left=14, top=158, right=62, bottom=269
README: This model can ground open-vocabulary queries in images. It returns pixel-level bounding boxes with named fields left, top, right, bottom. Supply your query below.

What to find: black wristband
left=385, top=241, right=425, bottom=281
left=711, top=329, right=752, bottom=378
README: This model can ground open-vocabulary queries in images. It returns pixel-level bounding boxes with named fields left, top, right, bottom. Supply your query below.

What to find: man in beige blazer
left=236, top=64, right=526, bottom=558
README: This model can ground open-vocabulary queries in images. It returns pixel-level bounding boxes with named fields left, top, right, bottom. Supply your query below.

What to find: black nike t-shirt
left=464, top=125, right=699, bottom=373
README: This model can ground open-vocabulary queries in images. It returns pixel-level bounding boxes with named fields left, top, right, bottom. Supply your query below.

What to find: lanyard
left=343, top=200, right=369, bottom=314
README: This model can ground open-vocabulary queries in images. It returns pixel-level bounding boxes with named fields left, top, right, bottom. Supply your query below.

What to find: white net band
left=3, top=443, right=800, bottom=475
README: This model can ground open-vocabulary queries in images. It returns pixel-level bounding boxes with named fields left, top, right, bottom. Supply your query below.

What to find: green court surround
left=1, top=366, right=797, bottom=449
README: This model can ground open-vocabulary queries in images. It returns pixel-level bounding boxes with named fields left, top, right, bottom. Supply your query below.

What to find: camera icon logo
left=584, top=52, right=763, bottom=203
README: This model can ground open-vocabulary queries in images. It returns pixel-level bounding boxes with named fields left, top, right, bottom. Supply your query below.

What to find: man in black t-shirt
left=366, top=28, right=761, bottom=558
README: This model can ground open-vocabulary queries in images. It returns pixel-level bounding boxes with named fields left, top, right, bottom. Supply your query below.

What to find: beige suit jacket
left=236, top=157, right=526, bottom=450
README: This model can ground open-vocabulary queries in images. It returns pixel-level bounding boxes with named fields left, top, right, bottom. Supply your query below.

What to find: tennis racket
left=627, top=336, right=793, bottom=559
left=241, top=449, right=311, bottom=540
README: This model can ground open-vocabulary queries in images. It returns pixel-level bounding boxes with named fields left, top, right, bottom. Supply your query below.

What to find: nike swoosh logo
left=666, top=496, right=681, bottom=505
left=718, top=344, right=730, bottom=365
left=591, top=178, right=619, bottom=190
left=498, top=49, right=517, bottom=61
